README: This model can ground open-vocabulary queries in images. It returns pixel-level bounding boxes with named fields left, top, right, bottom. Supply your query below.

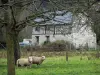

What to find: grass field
left=0, top=56, right=100, bottom=75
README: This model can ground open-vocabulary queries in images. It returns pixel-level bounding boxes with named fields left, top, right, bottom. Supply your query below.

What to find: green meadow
left=0, top=56, right=100, bottom=75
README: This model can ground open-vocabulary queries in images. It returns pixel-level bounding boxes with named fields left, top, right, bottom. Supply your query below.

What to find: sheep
left=31, top=56, right=45, bottom=65
left=16, top=56, right=33, bottom=68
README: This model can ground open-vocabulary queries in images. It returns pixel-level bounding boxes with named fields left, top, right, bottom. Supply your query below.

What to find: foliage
left=87, top=2, right=100, bottom=44
left=42, top=41, right=51, bottom=45
left=18, top=26, right=33, bottom=42
left=41, top=40, right=75, bottom=51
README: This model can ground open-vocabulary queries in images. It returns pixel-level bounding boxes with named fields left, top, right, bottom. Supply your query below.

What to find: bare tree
left=0, top=0, right=100, bottom=75
left=0, top=0, right=71, bottom=75
left=0, top=0, right=44, bottom=75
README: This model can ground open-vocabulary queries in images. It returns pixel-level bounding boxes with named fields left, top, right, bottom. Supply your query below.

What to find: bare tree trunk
left=6, top=27, right=21, bottom=75
left=14, top=32, right=20, bottom=65
left=6, top=30, right=15, bottom=75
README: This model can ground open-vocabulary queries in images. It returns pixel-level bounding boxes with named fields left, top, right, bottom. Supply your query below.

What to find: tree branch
left=10, top=6, right=16, bottom=25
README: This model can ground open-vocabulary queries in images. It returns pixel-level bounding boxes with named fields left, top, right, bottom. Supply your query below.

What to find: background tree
left=88, top=2, right=100, bottom=45
left=19, top=26, right=33, bottom=42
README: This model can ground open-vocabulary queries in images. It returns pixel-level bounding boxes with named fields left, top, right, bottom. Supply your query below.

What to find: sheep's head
left=28, top=56, right=33, bottom=63
left=42, top=56, right=46, bottom=60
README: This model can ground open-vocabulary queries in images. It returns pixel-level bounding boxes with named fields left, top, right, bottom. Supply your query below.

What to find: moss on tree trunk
left=6, top=26, right=21, bottom=75
left=6, top=30, right=15, bottom=75
left=14, top=32, right=20, bottom=65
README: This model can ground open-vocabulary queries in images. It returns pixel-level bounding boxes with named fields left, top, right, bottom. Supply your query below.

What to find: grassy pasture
left=0, top=55, right=100, bottom=75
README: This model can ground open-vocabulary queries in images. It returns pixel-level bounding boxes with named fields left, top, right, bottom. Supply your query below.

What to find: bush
left=41, top=40, right=75, bottom=51
left=42, top=41, right=51, bottom=45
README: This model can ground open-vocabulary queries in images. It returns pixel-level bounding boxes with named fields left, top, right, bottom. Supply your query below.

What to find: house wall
left=71, top=32, right=96, bottom=49
left=32, top=26, right=97, bottom=49
left=31, top=13, right=97, bottom=49
left=32, top=31, right=96, bottom=49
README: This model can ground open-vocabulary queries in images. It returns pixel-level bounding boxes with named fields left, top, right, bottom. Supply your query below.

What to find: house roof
left=34, top=11, right=72, bottom=26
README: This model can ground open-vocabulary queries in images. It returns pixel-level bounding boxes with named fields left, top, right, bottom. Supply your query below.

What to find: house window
left=46, top=36, right=50, bottom=42
left=35, top=27, right=40, bottom=31
left=46, top=26, right=50, bottom=30
left=35, top=36, right=39, bottom=44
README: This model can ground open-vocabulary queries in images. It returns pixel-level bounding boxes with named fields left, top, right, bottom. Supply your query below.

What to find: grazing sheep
left=31, top=56, right=45, bottom=65
left=16, top=56, right=33, bottom=67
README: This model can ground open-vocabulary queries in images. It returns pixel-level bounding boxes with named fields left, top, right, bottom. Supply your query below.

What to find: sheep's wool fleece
left=32, top=56, right=45, bottom=64
left=17, top=58, right=30, bottom=65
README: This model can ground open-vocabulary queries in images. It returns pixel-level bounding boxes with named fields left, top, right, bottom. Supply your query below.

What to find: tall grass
left=0, top=49, right=7, bottom=58
left=0, top=50, right=100, bottom=75
left=0, top=56, right=100, bottom=75
left=0, top=49, right=98, bottom=58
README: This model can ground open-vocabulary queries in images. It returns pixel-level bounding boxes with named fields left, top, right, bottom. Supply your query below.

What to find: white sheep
left=31, top=56, right=46, bottom=65
left=16, top=56, right=33, bottom=67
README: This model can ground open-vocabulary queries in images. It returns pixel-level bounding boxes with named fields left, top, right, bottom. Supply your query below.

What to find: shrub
left=41, top=40, right=75, bottom=51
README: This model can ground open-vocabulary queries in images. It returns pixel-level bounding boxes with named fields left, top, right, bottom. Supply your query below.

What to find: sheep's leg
left=36, top=64, right=38, bottom=67
left=29, top=64, right=32, bottom=68
left=30, top=65, right=32, bottom=68
left=17, top=60, right=19, bottom=67
left=36, top=64, right=40, bottom=67
left=17, top=64, right=21, bottom=67
left=17, top=64, right=19, bottom=67
left=21, top=64, right=24, bottom=67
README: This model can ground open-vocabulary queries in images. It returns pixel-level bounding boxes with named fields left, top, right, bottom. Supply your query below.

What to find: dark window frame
left=46, top=36, right=50, bottom=42
left=35, top=27, right=40, bottom=31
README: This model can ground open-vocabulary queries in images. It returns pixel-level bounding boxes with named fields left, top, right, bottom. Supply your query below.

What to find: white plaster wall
left=32, top=34, right=72, bottom=46
left=32, top=28, right=96, bottom=48
left=31, top=13, right=97, bottom=49
left=32, top=33, right=96, bottom=48
left=71, top=32, right=96, bottom=48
